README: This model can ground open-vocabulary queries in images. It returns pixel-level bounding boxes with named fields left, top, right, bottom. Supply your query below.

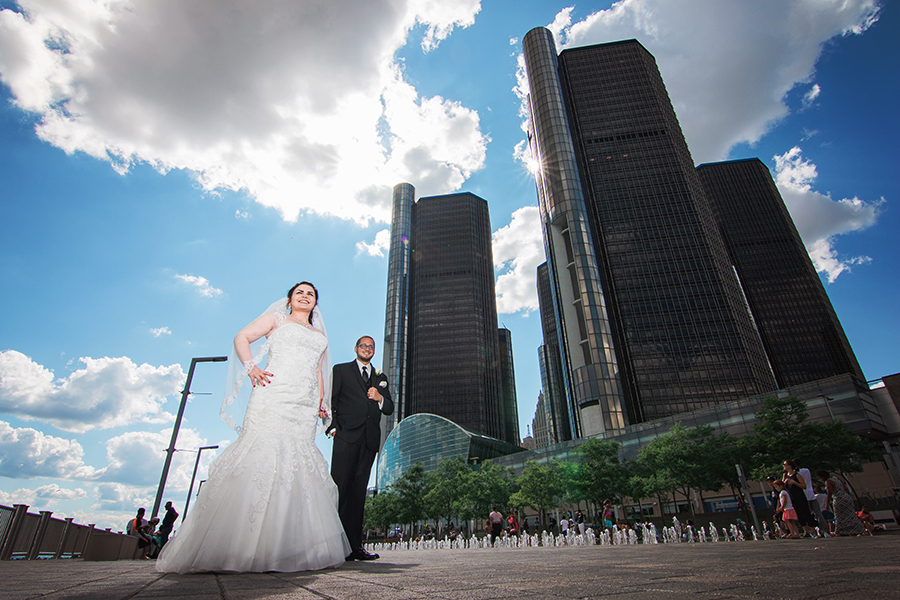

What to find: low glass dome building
left=376, top=413, right=524, bottom=490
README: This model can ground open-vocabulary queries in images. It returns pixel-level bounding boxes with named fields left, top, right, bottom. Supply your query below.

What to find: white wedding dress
left=156, top=321, right=350, bottom=573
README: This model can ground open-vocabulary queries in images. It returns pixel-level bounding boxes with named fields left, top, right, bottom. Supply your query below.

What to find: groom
left=328, top=335, right=393, bottom=561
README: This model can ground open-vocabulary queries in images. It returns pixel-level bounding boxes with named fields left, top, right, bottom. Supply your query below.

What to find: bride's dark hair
left=287, top=281, right=318, bottom=325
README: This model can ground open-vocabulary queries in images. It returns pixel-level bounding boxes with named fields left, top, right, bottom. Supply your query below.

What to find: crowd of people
left=125, top=501, right=179, bottom=558
left=766, top=459, right=879, bottom=538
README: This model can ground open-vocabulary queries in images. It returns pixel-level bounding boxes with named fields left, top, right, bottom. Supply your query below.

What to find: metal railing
left=0, top=504, right=139, bottom=561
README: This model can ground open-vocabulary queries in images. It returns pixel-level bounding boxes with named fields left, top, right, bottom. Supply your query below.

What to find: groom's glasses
left=357, top=344, right=375, bottom=350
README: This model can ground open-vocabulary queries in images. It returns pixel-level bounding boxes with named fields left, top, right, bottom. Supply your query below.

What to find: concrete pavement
left=1, top=534, right=897, bottom=600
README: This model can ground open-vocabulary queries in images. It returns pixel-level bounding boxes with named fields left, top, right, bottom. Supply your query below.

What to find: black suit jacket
left=329, top=361, right=394, bottom=452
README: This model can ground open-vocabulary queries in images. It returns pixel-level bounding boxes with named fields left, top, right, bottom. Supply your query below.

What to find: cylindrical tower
left=523, top=27, right=627, bottom=435
left=381, top=182, right=414, bottom=446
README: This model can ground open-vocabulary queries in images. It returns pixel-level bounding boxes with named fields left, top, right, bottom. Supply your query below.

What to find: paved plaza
left=1, top=535, right=897, bottom=600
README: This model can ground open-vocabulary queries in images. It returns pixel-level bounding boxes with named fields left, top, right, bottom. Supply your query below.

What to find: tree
left=364, top=490, right=401, bottom=540
left=577, top=438, right=628, bottom=509
left=465, top=460, right=515, bottom=525
left=745, top=395, right=879, bottom=480
left=509, top=460, right=563, bottom=529
left=423, top=457, right=473, bottom=532
left=391, top=462, right=429, bottom=535
left=635, top=423, right=725, bottom=517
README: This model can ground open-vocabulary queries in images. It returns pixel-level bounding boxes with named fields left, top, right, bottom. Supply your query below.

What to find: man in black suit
left=328, top=335, right=393, bottom=561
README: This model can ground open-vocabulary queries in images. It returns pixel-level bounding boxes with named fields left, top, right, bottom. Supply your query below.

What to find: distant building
left=381, top=185, right=519, bottom=446
left=697, top=158, right=865, bottom=387
left=498, top=328, right=520, bottom=444
left=377, top=413, right=524, bottom=490
left=536, top=262, right=571, bottom=445
left=531, top=391, right=552, bottom=450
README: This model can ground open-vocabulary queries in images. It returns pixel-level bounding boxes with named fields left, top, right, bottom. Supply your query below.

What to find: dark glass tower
left=383, top=187, right=517, bottom=444
left=524, top=29, right=777, bottom=429
left=537, top=262, right=572, bottom=443
left=697, top=158, right=865, bottom=386
left=381, top=183, right=414, bottom=443
left=498, top=328, right=521, bottom=444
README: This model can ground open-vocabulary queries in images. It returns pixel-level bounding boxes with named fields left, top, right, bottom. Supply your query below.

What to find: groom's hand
left=367, top=387, right=383, bottom=403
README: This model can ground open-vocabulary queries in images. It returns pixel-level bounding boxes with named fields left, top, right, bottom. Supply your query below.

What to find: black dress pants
left=331, top=436, right=376, bottom=550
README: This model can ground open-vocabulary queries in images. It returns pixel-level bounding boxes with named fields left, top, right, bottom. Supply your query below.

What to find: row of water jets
left=366, top=517, right=798, bottom=552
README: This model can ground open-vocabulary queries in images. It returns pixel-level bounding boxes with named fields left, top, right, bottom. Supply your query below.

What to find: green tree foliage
left=556, top=459, right=589, bottom=509
left=423, top=457, right=473, bottom=530
left=635, top=423, right=727, bottom=516
left=391, top=462, right=428, bottom=533
left=745, top=396, right=879, bottom=480
left=509, top=460, right=562, bottom=528
left=465, top=460, right=515, bottom=523
left=577, top=438, right=628, bottom=507
left=363, top=490, right=401, bottom=539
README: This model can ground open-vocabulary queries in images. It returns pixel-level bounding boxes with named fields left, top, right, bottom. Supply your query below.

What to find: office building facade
left=382, top=186, right=518, bottom=445
left=523, top=29, right=778, bottom=432
left=697, top=158, right=865, bottom=387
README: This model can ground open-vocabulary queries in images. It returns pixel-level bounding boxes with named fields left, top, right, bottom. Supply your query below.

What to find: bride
left=156, top=282, right=350, bottom=573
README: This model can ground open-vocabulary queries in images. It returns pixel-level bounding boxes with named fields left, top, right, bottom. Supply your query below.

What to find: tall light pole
left=152, top=356, right=227, bottom=519
left=183, top=445, right=219, bottom=521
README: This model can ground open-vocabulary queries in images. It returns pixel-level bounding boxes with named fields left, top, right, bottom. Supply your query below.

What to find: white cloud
left=773, top=147, right=880, bottom=282
left=0, top=420, right=96, bottom=479
left=175, top=274, right=223, bottom=298
left=0, top=350, right=184, bottom=432
left=149, top=326, right=171, bottom=337
left=94, top=427, right=214, bottom=490
left=493, top=206, right=545, bottom=314
left=802, top=84, right=822, bottom=110
left=94, top=482, right=156, bottom=514
left=516, top=0, right=880, bottom=164
left=0, top=0, right=487, bottom=224
left=0, top=483, right=87, bottom=508
left=356, top=229, right=391, bottom=257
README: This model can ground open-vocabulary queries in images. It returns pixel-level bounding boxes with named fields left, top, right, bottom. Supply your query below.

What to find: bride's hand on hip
left=247, top=365, right=273, bottom=387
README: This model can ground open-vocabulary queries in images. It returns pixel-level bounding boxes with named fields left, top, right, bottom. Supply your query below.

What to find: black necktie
left=362, top=366, right=368, bottom=382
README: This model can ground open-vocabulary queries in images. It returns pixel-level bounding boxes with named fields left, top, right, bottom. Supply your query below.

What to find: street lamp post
left=183, top=445, right=219, bottom=521
left=152, top=356, right=227, bottom=519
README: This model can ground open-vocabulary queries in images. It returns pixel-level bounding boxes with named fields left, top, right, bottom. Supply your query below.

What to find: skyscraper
left=531, top=391, right=552, bottom=450
left=697, top=158, right=865, bottom=387
left=523, top=29, right=777, bottom=433
left=382, top=185, right=518, bottom=445
left=498, top=328, right=521, bottom=444
left=537, top=262, right=572, bottom=444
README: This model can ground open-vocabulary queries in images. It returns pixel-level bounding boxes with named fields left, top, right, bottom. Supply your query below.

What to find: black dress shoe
left=347, top=548, right=379, bottom=561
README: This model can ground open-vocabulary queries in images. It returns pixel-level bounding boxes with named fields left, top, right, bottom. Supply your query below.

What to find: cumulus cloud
left=175, top=274, right=223, bottom=298
left=94, top=481, right=156, bottom=514
left=94, top=427, right=215, bottom=490
left=0, top=420, right=96, bottom=479
left=356, top=229, right=392, bottom=257
left=149, top=326, right=171, bottom=337
left=0, top=0, right=487, bottom=223
left=493, top=206, right=545, bottom=314
left=515, top=0, right=880, bottom=164
left=0, top=483, right=87, bottom=508
left=0, top=350, right=184, bottom=432
left=773, top=147, right=881, bottom=282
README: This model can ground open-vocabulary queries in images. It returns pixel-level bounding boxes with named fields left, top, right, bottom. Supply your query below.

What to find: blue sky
left=1, top=0, right=896, bottom=530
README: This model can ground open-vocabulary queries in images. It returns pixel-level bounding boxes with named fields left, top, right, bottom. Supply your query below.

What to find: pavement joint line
left=19, top=563, right=155, bottom=600
left=213, top=572, right=226, bottom=599
left=119, top=573, right=167, bottom=600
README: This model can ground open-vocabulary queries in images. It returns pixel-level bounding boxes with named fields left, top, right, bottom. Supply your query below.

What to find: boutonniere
left=374, top=368, right=382, bottom=376
left=378, top=380, right=388, bottom=388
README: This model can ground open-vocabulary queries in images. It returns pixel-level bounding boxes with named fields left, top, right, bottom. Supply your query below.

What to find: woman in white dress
left=156, top=282, right=350, bottom=573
